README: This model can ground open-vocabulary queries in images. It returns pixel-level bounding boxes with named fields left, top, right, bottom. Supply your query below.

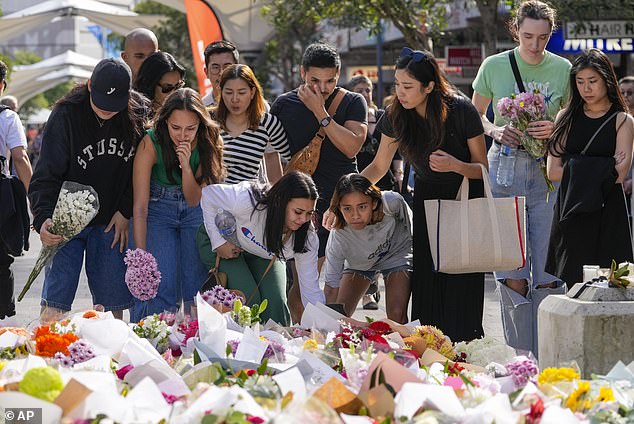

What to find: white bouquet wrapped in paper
left=19, top=181, right=99, bottom=301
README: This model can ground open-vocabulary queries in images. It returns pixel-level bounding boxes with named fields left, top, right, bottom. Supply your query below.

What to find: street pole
left=376, top=21, right=384, bottom=108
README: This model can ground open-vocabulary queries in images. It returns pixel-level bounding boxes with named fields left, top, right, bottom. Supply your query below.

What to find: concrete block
left=538, top=294, right=634, bottom=378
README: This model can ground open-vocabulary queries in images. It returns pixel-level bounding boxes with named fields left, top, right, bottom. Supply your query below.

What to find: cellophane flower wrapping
left=19, top=182, right=99, bottom=301
left=496, top=91, right=555, bottom=192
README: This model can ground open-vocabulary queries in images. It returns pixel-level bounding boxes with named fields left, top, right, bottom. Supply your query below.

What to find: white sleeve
left=201, top=182, right=250, bottom=251
left=323, top=231, right=345, bottom=288
left=383, top=191, right=413, bottom=236
left=293, top=231, right=326, bottom=305
left=3, top=111, right=27, bottom=150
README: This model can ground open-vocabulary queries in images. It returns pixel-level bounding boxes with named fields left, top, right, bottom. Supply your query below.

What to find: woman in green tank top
left=131, top=88, right=225, bottom=321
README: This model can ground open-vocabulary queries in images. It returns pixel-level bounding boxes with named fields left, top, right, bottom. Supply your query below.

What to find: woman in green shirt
left=132, top=88, right=224, bottom=321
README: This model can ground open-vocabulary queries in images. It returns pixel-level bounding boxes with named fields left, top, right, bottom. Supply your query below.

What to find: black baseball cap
left=89, top=59, right=131, bottom=112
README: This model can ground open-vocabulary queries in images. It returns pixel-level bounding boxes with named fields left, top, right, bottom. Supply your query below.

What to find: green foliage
left=133, top=1, right=195, bottom=87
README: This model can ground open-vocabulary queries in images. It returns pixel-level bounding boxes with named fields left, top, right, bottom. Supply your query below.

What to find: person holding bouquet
left=29, top=59, right=148, bottom=320
left=471, top=0, right=571, bottom=354
left=131, top=88, right=224, bottom=321
left=358, top=47, right=488, bottom=342
left=198, top=171, right=325, bottom=326
left=546, top=49, right=634, bottom=286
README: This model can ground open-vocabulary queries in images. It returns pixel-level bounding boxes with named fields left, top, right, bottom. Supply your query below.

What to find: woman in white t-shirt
left=323, top=174, right=412, bottom=323
left=198, top=171, right=324, bottom=325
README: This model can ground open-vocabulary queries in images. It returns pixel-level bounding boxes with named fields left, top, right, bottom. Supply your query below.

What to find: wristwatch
left=319, top=115, right=332, bottom=128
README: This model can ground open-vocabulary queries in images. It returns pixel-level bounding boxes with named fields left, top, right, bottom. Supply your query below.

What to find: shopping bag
left=425, top=164, right=526, bottom=274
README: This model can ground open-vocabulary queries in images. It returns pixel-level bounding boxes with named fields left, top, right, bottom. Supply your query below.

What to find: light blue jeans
left=131, top=182, right=208, bottom=321
left=488, top=143, right=565, bottom=356
left=488, top=143, right=559, bottom=287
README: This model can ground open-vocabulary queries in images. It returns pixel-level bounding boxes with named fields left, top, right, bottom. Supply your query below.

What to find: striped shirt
left=222, top=112, right=291, bottom=184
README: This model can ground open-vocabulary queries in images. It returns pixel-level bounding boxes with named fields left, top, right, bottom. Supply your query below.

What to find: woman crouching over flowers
left=131, top=88, right=224, bottom=322
left=323, top=174, right=412, bottom=323
left=197, top=171, right=325, bottom=326
left=29, top=59, right=148, bottom=320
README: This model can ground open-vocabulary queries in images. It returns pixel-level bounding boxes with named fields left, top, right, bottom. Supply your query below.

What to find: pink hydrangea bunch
left=496, top=91, right=546, bottom=127
left=124, top=249, right=161, bottom=301
left=505, top=357, right=539, bottom=388
left=201, top=285, right=240, bottom=309
left=54, top=340, right=95, bottom=367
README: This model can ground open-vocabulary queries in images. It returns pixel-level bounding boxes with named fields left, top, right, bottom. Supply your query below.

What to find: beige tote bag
left=425, top=164, right=526, bottom=274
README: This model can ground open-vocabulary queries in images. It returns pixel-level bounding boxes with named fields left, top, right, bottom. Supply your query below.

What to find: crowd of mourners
left=1, top=0, right=634, bottom=357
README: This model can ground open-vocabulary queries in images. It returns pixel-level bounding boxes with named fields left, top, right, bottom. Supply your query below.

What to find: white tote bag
left=424, top=164, right=526, bottom=274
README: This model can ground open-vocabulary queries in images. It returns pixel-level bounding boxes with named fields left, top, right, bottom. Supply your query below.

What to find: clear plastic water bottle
left=214, top=209, right=241, bottom=247
left=496, top=145, right=517, bottom=187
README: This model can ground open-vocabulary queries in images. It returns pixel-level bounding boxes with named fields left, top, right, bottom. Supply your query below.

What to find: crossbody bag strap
left=246, top=255, right=277, bottom=305
left=508, top=50, right=526, bottom=93
left=581, top=111, right=619, bottom=155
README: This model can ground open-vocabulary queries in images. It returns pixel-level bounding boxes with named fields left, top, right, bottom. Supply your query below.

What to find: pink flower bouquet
left=497, top=91, right=555, bottom=192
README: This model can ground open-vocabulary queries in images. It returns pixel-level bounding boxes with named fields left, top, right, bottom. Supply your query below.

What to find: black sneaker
left=363, top=294, right=379, bottom=310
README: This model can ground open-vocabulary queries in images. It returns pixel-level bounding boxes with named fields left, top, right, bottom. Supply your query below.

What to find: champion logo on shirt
left=241, top=227, right=273, bottom=256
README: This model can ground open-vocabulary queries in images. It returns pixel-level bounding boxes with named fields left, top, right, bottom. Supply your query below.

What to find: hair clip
left=400, top=47, right=427, bottom=63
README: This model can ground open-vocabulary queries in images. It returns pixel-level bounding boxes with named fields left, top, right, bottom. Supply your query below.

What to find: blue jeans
left=488, top=143, right=559, bottom=287
left=131, top=183, right=207, bottom=321
left=42, top=225, right=133, bottom=311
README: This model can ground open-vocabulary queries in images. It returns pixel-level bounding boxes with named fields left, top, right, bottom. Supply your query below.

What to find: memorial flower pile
left=0, top=305, right=632, bottom=423
left=19, top=182, right=100, bottom=301
left=496, top=90, right=555, bottom=192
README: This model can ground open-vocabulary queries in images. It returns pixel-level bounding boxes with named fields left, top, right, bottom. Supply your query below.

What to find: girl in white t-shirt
left=324, top=173, right=412, bottom=323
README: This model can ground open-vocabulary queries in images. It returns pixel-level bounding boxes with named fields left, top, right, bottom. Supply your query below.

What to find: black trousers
left=0, top=242, right=16, bottom=319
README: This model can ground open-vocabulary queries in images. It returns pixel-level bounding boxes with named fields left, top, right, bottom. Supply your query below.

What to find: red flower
left=162, top=392, right=178, bottom=404
left=446, top=362, right=465, bottom=376
left=335, top=333, right=351, bottom=348
left=361, top=328, right=376, bottom=339
left=246, top=416, right=264, bottom=424
left=368, top=321, right=391, bottom=335
left=116, top=364, right=134, bottom=380
left=366, top=334, right=389, bottom=346
left=526, top=398, right=544, bottom=424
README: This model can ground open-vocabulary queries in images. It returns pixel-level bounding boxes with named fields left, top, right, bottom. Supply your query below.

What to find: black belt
left=494, top=141, right=525, bottom=151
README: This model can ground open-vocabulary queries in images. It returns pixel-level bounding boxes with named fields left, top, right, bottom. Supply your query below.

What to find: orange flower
left=34, top=326, right=79, bottom=357
left=82, top=310, right=98, bottom=319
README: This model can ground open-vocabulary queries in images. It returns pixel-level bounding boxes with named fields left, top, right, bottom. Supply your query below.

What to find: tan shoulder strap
left=246, top=255, right=277, bottom=305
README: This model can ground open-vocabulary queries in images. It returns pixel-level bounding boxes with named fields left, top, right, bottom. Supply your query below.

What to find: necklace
left=94, top=112, right=106, bottom=128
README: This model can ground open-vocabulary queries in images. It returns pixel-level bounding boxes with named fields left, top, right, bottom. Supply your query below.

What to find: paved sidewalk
left=8, top=231, right=504, bottom=342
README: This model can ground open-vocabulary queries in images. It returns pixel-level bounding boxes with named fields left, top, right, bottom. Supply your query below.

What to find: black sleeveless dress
left=545, top=105, right=633, bottom=287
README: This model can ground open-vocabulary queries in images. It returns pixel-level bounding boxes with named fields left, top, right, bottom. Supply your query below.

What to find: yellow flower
left=538, top=367, right=580, bottom=385
left=0, top=362, right=5, bottom=372
left=303, top=339, right=318, bottom=351
left=566, top=381, right=591, bottom=412
left=597, top=386, right=615, bottom=402
left=519, top=101, right=525, bottom=107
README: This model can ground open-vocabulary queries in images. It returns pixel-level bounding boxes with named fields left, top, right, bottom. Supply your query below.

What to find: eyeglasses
left=208, top=63, right=233, bottom=75
left=158, top=80, right=185, bottom=94
left=621, top=90, right=634, bottom=97
left=400, top=47, right=427, bottom=63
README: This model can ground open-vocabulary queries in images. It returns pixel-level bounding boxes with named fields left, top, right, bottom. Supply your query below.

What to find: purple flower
left=68, top=340, right=95, bottom=364
left=201, top=286, right=240, bottom=309
left=124, top=249, right=161, bottom=301
left=263, top=339, right=286, bottom=362
left=116, top=364, right=134, bottom=380
left=227, top=339, right=240, bottom=356
left=55, top=352, right=74, bottom=368
left=505, top=358, right=539, bottom=388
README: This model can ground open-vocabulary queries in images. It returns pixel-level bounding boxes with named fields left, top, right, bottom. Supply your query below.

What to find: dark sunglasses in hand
left=159, top=80, right=185, bottom=94
left=400, top=47, right=427, bottom=63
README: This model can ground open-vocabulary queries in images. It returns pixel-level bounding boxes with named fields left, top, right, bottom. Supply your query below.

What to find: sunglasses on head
left=158, top=80, right=185, bottom=94
left=400, top=47, right=427, bottom=63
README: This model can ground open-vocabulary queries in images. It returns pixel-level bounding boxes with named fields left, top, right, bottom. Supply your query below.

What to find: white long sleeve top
left=201, top=181, right=325, bottom=306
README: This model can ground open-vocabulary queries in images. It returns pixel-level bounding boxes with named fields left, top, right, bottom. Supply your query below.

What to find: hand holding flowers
left=497, top=90, right=555, bottom=192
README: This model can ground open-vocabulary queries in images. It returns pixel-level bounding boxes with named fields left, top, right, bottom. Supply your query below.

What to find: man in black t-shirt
left=271, top=43, right=368, bottom=320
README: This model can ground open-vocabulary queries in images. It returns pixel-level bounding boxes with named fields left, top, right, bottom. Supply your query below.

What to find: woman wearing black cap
left=29, top=58, right=148, bottom=320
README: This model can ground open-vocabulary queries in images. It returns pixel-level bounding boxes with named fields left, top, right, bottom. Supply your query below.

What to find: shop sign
left=445, top=46, right=484, bottom=67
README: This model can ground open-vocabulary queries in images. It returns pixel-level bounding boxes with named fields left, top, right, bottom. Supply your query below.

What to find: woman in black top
left=546, top=49, right=634, bottom=287
left=29, top=59, right=147, bottom=319
left=360, top=47, right=488, bottom=342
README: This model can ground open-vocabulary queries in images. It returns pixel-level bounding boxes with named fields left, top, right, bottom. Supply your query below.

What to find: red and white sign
left=445, top=46, right=484, bottom=67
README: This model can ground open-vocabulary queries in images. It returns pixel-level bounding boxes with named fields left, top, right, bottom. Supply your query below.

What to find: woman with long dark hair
left=198, top=171, right=325, bottom=325
left=132, top=87, right=224, bottom=320
left=360, top=47, right=488, bottom=342
left=213, top=64, right=290, bottom=184
left=546, top=49, right=634, bottom=286
left=29, top=59, right=147, bottom=320
left=134, top=51, right=185, bottom=115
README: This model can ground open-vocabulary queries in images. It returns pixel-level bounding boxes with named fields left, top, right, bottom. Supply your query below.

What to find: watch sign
left=445, top=46, right=484, bottom=67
